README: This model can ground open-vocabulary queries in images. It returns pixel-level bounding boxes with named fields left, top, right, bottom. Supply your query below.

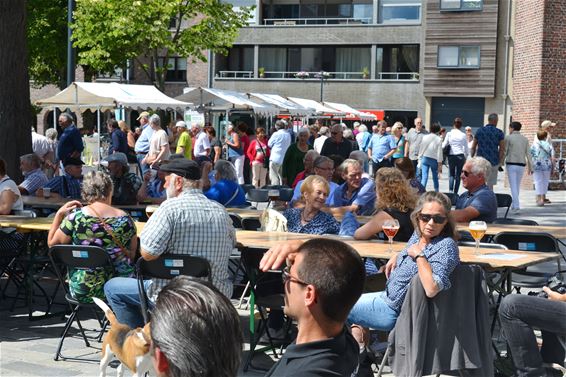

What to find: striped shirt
left=44, top=173, right=82, bottom=199
left=20, top=168, right=48, bottom=196
left=140, top=188, right=236, bottom=300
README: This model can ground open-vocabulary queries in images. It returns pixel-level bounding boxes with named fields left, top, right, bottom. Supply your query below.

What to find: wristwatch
left=413, top=252, right=427, bottom=261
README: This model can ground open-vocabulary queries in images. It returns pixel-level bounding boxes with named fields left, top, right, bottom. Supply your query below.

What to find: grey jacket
left=387, top=264, right=493, bottom=377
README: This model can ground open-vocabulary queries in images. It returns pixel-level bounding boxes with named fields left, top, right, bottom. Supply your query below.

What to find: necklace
left=301, top=209, right=316, bottom=223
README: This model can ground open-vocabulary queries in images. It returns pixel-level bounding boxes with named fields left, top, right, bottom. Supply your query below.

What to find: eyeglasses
left=282, top=266, right=309, bottom=286
left=331, top=132, right=339, bottom=135
left=418, top=213, right=447, bottom=224
left=316, top=166, right=334, bottom=171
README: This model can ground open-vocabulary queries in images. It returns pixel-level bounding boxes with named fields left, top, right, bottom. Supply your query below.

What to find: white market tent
left=287, top=97, right=346, bottom=117
left=323, top=101, right=377, bottom=121
left=247, top=93, right=314, bottom=117
left=176, top=87, right=279, bottom=117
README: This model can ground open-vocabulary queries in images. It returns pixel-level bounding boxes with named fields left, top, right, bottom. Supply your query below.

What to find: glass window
left=353, top=3, right=373, bottom=22
left=336, top=47, right=371, bottom=74
left=437, top=46, right=480, bottom=68
left=159, top=57, right=187, bottom=82
left=379, top=0, right=421, bottom=24
left=376, top=44, right=419, bottom=75
left=440, top=0, right=482, bottom=11
left=259, top=47, right=287, bottom=72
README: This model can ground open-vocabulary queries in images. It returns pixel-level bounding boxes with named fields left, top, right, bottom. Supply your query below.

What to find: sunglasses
left=282, top=266, right=309, bottom=286
left=331, top=132, right=339, bottom=135
left=418, top=213, right=447, bottom=224
left=462, top=170, right=472, bottom=177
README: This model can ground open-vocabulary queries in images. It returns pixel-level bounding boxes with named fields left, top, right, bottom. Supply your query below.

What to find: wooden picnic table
left=21, top=196, right=150, bottom=211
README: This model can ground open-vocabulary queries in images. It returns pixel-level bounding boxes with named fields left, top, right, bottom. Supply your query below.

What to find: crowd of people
left=0, top=111, right=563, bottom=377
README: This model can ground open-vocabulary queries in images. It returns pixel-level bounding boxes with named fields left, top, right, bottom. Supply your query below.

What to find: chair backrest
left=242, top=218, right=262, bottom=231
left=246, top=189, right=270, bottom=203
left=278, top=188, right=294, bottom=202
left=229, top=213, right=243, bottom=229
left=495, top=193, right=513, bottom=218
left=241, top=184, right=255, bottom=194
left=261, top=185, right=290, bottom=190
left=493, top=231, right=560, bottom=253
left=493, top=218, right=539, bottom=226
left=458, top=241, right=508, bottom=250
left=442, top=192, right=459, bottom=207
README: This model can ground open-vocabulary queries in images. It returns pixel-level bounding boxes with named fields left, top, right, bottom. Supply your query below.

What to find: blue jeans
left=104, top=277, right=153, bottom=328
left=411, top=159, right=422, bottom=182
left=448, top=154, right=466, bottom=194
left=347, top=291, right=399, bottom=331
left=136, top=153, right=149, bottom=176
left=499, top=294, right=566, bottom=377
left=421, top=156, right=439, bottom=192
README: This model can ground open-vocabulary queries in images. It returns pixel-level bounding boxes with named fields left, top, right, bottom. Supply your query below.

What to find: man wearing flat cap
left=37, top=157, right=84, bottom=199
left=105, top=152, right=142, bottom=205
left=104, top=159, right=236, bottom=328
left=134, top=111, right=154, bottom=174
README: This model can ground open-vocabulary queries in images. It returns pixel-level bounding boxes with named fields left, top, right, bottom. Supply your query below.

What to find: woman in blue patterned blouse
left=282, top=175, right=340, bottom=235
left=348, top=191, right=460, bottom=335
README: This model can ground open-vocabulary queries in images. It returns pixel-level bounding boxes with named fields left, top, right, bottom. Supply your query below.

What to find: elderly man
left=174, top=121, right=192, bottom=159
left=104, top=159, right=235, bottom=328
left=107, top=119, right=128, bottom=155
left=289, top=155, right=338, bottom=208
left=330, top=159, right=376, bottom=215
left=355, top=124, right=372, bottom=153
left=368, top=120, right=397, bottom=173
left=471, top=113, right=505, bottom=190
left=260, top=238, right=365, bottom=376
left=105, top=152, right=142, bottom=205
left=291, top=150, right=319, bottom=188
left=134, top=111, right=153, bottom=174
left=18, top=153, right=48, bottom=196
left=320, top=123, right=352, bottom=159
left=192, top=124, right=210, bottom=164
left=452, top=156, right=497, bottom=223
left=37, top=157, right=83, bottom=199
left=268, top=120, right=292, bottom=185
left=57, top=113, right=83, bottom=163
left=150, top=277, right=243, bottom=377
left=406, top=117, right=428, bottom=180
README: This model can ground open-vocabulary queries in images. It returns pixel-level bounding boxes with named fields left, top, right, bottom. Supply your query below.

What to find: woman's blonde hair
left=118, top=120, right=130, bottom=134
left=375, top=168, right=417, bottom=212
left=391, top=122, right=403, bottom=132
left=301, top=175, right=330, bottom=199
left=81, top=171, right=113, bottom=204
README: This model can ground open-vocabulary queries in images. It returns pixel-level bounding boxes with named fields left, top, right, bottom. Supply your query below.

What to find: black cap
left=159, top=159, right=200, bottom=180
left=63, top=157, right=85, bottom=166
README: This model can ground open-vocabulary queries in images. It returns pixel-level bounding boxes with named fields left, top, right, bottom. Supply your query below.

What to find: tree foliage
left=27, top=0, right=68, bottom=89
left=72, top=0, right=253, bottom=90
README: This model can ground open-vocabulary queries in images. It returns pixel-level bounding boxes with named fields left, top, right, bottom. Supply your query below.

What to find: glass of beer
left=469, top=221, right=487, bottom=254
left=382, top=219, right=400, bottom=253
left=267, top=189, right=279, bottom=208
left=145, top=205, right=159, bottom=219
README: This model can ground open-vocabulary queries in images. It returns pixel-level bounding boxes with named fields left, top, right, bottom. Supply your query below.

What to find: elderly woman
left=531, top=130, right=554, bottom=206
left=246, top=127, right=270, bottom=188
left=348, top=191, right=460, bottom=332
left=395, top=157, right=425, bottom=194
left=202, top=160, right=246, bottom=207
left=47, top=171, right=137, bottom=303
left=282, top=175, right=340, bottom=234
left=0, top=158, right=25, bottom=251
left=391, top=122, right=406, bottom=164
left=225, top=123, right=245, bottom=184
left=354, top=168, right=417, bottom=242
left=282, top=127, right=313, bottom=186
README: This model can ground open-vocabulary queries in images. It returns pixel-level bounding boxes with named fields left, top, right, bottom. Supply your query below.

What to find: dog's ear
left=132, top=329, right=151, bottom=349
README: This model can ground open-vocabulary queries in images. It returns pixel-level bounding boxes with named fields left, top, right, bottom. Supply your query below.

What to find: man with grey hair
left=355, top=124, right=371, bottom=153
left=470, top=113, right=505, bottom=190
left=134, top=111, right=153, bottom=174
left=104, top=158, right=236, bottom=328
left=330, top=159, right=376, bottom=215
left=313, top=126, right=329, bottom=154
left=143, top=114, right=170, bottom=169
left=201, top=160, right=246, bottom=207
left=320, top=123, right=352, bottom=159
left=289, top=155, right=338, bottom=207
left=405, top=117, right=427, bottom=181
left=56, top=113, right=83, bottom=163
left=18, top=153, right=48, bottom=195
left=291, top=149, right=319, bottom=188
left=268, top=120, right=292, bottom=185
left=453, top=156, right=497, bottom=223
left=104, top=152, right=142, bottom=205
left=192, top=123, right=211, bottom=163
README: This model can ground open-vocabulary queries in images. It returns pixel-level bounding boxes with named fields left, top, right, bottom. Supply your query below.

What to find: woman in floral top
left=48, top=171, right=137, bottom=303
left=283, top=175, right=340, bottom=235
left=530, top=129, right=554, bottom=206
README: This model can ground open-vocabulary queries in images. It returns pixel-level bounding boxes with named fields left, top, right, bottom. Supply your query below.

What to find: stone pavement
left=0, top=169, right=564, bottom=377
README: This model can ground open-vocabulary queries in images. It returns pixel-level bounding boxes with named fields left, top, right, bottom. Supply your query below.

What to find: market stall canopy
left=35, top=82, right=192, bottom=112
left=287, top=97, right=346, bottom=116
left=176, top=87, right=279, bottom=117
left=247, top=93, right=314, bottom=117
left=323, top=101, right=377, bottom=121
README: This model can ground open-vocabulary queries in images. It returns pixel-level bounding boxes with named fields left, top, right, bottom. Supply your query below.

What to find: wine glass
left=382, top=219, right=400, bottom=253
left=146, top=205, right=159, bottom=220
left=469, top=221, right=487, bottom=255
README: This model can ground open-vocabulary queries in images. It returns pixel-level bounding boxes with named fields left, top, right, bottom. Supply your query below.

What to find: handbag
left=258, top=141, right=269, bottom=169
left=442, top=132, right=451, bottom=157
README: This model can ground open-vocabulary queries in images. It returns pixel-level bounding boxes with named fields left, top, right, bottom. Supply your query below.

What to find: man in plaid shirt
left=104, top=158, right=236, bottom=328
left=18, top=153, right=48, bottom=196
left=36, top=157, right=83, bottom=199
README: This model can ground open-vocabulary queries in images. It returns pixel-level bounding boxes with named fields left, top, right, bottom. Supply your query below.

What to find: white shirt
left=419, top=134, right=443, bottom=162
left=148, top=129, right=170, bottom=161
left=267, top=129, right=292, bottom=165
left=32, top=131, right=52, bottom=158
left=313, top=135, right=328, bottom=154
left=194, top=131, right=211, bottom=157
left=442, top=128, right=469, bottom=156
left=0, top=176, right=23, bottom=212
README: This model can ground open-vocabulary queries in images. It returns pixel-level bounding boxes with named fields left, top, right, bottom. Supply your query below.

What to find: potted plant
left=362, top=67, right=369, bottom=79
left=258, top=67, right=265, bottom=78
left=295, top=71, right=310, bottom=79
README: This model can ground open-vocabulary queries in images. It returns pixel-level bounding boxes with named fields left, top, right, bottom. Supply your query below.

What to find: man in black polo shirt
left=262, top=238, right=365, bottom=377
left=320, top=124, right=352, bottom=159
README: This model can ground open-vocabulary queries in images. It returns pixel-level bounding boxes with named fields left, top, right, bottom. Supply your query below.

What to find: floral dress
left=59, top=209, right=136, bottom=303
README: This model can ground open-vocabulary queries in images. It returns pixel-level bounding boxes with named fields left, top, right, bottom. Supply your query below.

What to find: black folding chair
left=493, top=218, right=539, bottom=226
left=136, top=255, right=212, bottom=324
left=48, top=245, right=114, bottom=362
left=241, top=184, right=255, bottom=194
left=246, top=189, right=270, bottom=203
left=278, top=187, right=294, bottom=202
left=229, top=213, right=243, bottom=229
left=442, top=192, right=459, bottom=207
left=242, top=218, right=262, bottom=231
left=261, top=185, right=290, bottom=190
left=495, top=193, right=513, bottom=219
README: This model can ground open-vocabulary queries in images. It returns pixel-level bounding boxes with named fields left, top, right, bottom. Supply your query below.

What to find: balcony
left=262, top=17, right=371, bottom=25
left=216, top=71, right=419, bottom=81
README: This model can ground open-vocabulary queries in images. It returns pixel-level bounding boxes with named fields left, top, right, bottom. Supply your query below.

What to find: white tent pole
left=97, top=107, right=101, bottom=170
left=53, top=107, right=57, bottom=129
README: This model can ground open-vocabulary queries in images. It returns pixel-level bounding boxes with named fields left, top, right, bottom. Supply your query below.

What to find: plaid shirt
left=44, top=173, right=82, bottom=199
left=140, top=188, right=236, bottom=300
left=20, top=168, right=48, bottom=196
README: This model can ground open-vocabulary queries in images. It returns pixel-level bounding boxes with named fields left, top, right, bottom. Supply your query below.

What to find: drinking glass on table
left=469, top=221, right=487, bottom=254
left=145, top=205, right=159, bottom=219
left=382, top=219, right=400, bottom=253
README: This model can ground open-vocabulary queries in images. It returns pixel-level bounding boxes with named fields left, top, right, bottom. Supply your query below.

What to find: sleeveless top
left=383, top=207, right=414, bottom=242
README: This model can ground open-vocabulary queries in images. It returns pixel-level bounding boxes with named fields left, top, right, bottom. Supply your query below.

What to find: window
left=440, top=0, right=482, bottom=11
left=158, top=57, right=187, bottom=82
left=376, top=44, right=419, bottom=78
left=437, top=46, right=480, bottom=68
left=379, top=0, right=421, bottom=24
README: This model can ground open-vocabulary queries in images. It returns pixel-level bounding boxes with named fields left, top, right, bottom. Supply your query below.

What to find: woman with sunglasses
left=348, top=191, right=460, bottom=333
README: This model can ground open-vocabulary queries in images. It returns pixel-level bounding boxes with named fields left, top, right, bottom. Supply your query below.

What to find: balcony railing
left=263, top=17, right=372, bottom=25
left=216, top=71, right=419, bottom=81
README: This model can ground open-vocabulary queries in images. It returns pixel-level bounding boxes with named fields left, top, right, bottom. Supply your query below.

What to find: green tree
left=72, top=0, right=252, bottom=91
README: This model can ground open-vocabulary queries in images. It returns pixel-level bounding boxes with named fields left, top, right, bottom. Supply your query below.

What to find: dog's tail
left=92, top=297, right=118, bottom=326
